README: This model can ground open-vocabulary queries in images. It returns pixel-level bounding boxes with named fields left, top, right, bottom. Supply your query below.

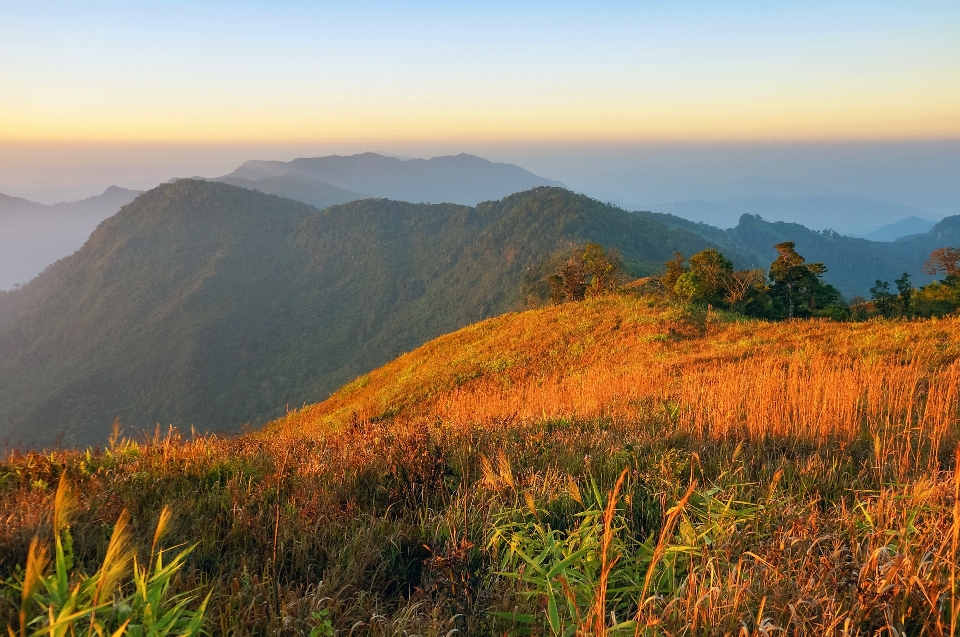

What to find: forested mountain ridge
left=0, top=181, right=725, bottom=447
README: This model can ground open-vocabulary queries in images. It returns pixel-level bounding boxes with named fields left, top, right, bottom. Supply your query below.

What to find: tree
left=870, top=280, right=894, bottom=315
left=560, top=256, right=587, bottom=302
left=768, top=242, right=834, bottom=319
left=673, top=271, right=703, bottom=303
left=671, top=249, right=735, bottom=305
left=687, top=249, right=734, bottom=302
left=583, top=243, right=623, bottom=296
left=850, top=295, right=868, bottom=320
left=922, top=247, right=960, bottom=279
left=546, top=274, right=566, bottom=305
left=545, top=243, right=623, bottom=304
left=894, top=272, right=912, bottom=314
left=720, top=269, right=766, bottom=311
left=660, top=252, right=687, bottom=296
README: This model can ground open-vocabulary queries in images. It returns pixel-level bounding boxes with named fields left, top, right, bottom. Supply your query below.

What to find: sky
left=1, top=0, right=959, bottom=206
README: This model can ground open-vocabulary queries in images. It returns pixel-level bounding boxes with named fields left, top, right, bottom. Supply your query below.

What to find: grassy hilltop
left=3, top=296, right=960, bottom=635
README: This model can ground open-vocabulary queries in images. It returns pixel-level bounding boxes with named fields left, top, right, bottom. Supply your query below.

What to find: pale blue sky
left=1, top=1, right=958, bottom=208
left=2, top=0, right=958, bottom=142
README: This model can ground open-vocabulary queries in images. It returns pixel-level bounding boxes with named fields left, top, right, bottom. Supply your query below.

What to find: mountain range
left=0, top=153, right=562, bottom=290
left=4, top=153, right=947, bottom=294
left=0, top=181, right=722, bottom=447
left=644, top=195, right=938, bottom=236
left=217, top=152, right=564, bottom=206
left=858, top=216, right=937, bottom=242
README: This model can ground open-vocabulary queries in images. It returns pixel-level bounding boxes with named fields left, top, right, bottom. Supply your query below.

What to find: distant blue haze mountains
left=859, top=217, right=936, bottom=242
left=0, top=187, right=141, bottom=289
left=643, top=195, right=938, bottom=237
left=215, top=152, right=565, bottom=206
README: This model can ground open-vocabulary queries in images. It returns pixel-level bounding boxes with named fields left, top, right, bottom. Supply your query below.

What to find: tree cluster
left=857, top=247, right=960, bottom=318
left=542, top=238, right=960, bottom=322
left=658, top=242, right=845, bottom=320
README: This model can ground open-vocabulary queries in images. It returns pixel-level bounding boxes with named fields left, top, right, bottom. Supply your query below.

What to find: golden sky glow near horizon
left=1, top=1, right=959, bottom=144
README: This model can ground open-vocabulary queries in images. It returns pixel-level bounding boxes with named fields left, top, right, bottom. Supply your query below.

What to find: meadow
left=3, top=296, right=960, bottom=635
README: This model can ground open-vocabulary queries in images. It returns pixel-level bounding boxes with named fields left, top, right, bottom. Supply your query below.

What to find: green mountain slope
left=0, top=181, right=725, bottom=447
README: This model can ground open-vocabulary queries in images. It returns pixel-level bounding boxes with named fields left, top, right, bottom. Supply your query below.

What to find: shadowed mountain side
left=222, top=152, right=564, bottom=206
left=636, top=211, right=960, bottom=298
left=0, top=181, right=726, bottom=447
left=0, top=186, right=141, bottom=289
left=213, top=172, right=368, bottom=210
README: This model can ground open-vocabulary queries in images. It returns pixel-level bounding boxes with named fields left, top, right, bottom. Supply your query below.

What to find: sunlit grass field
left=3, top=296, right=960, bottom=635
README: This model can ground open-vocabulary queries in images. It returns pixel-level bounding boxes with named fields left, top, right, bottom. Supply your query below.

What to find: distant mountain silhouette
left=0, top=181, right=723, bottom=447
left=859, top=216, right=936, bottom=242
left=0, top=186, right=141, bottom=290
left=219, top=152, right=564, bottom=206
left=644, top=195, right=937, bottom=236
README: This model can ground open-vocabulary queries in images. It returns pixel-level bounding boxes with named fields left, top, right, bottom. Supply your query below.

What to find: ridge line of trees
left=544, top=242, right=960, bottom=320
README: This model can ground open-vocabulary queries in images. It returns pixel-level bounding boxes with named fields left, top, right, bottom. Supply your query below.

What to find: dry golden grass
left=4, top=296, right=960, bottom=635
left=278, top=297, right=960, bottom=472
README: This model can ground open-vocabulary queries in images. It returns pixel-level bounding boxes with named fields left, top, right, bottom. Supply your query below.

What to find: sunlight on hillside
left=281, top=297, right=960, bottom=466
left=4, top=297, right=960, bottom=634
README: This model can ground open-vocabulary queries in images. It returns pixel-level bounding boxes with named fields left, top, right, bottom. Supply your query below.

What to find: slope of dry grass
left=279, top=297, right=960, bottom=472
left=3, top=296, right=960, bottom=635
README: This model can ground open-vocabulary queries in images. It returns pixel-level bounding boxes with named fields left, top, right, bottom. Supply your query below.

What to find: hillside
left=0, top=181, right=726, bottom=447
left=3, top=297, right=958, bottom=635
left=275, top=295, right=960, bottom=438
left=0, top=186, right=140, bottom=289
left=220, top=152, right=564, bottom=206
left=640, top=210, right=960, bottom=297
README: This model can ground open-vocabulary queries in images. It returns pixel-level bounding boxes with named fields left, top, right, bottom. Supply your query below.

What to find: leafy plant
left=308, top=609, right=334, bottom=637
left=7, top=476, right=208, bottom=636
